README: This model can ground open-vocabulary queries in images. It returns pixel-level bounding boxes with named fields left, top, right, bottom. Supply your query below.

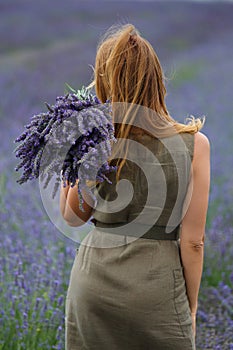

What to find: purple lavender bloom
left=14, top=86, right=117, bottom=210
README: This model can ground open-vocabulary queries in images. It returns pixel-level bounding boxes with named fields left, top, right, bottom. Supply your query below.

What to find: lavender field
left=1, top=1, right=233, bottom=349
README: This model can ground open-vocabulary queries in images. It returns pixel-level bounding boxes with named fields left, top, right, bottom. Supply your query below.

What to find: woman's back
left=91, top=131, right=194, bottom=239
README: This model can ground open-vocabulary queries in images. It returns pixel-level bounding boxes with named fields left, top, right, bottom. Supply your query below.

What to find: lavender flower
left=14, top=86, right=117, bottom=210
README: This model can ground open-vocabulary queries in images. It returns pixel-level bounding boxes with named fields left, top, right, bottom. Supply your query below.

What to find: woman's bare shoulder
left=193, top=131, right=210, bottom=162
left=194, top=131, right=210, bottom=145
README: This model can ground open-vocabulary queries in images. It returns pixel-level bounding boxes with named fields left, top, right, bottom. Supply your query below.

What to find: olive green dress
left=65, top=132, right=196, bottom=350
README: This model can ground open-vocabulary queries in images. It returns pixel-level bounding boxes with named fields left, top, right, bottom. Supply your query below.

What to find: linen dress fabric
left=65, top=131, right=196, bottom=350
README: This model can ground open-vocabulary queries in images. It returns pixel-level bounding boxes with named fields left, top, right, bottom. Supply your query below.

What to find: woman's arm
left=60, top=180, right=96, bottom=227
left=180, top=131, right=210, bottom=314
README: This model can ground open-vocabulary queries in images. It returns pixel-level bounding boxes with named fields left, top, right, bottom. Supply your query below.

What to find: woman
left=60, top=24, right=210, bottom=350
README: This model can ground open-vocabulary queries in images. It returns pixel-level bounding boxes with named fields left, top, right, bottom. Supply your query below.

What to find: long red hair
left=91, top=24, right=204, bottom=180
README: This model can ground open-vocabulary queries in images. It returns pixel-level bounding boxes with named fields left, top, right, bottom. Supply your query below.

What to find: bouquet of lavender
left=14, top=85, right=117, bottom=211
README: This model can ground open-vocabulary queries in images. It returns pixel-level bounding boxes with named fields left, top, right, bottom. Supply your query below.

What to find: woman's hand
left=60, top=179, right=96, bottom=226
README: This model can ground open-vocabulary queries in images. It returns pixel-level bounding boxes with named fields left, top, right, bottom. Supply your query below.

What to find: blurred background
left=1, top=1, right=233, bottom=349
